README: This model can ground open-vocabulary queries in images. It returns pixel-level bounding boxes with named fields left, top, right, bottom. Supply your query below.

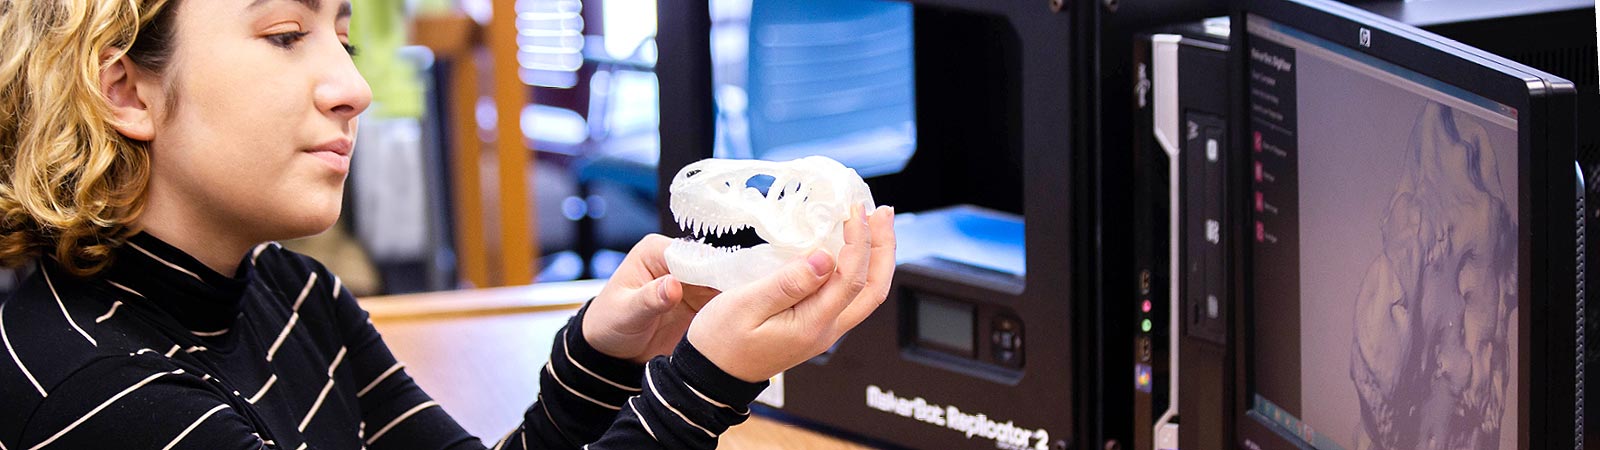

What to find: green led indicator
left=1141, top=319, right=1153, bottom=332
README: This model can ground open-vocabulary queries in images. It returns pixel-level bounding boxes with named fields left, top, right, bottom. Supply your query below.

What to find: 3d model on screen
left=1349, top=102, right=1516, bottom=450
left=664, top=156, right=876, bottom=292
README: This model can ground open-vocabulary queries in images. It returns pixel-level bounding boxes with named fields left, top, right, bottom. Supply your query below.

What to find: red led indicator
left=1141, top=300, right=1152, bottom=313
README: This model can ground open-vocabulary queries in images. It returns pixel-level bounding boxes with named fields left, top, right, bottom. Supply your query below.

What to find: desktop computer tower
left=1131, top=19, right=1232, bottom=450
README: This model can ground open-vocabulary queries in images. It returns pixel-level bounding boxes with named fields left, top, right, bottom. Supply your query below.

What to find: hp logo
left=1359, top=27, right=1372, bottom=48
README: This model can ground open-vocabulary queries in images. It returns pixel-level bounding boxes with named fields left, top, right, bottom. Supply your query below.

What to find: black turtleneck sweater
left=0, top=233, right=765, bottom=449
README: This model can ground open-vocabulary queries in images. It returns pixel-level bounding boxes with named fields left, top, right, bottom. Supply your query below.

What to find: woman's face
left=144, top=0, right=369, bottom=243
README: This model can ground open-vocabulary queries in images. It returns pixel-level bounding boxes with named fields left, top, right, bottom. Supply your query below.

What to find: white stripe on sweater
left=683, top=382, right=746, bottom=415
left=127, top=242, right=204, bottom=282
left=357, top=362, right=405, bottom=398
left=247, top=374, right=278, bottom=404
left=645, top=363, right=716, bottom=437
left=190, top=329, right=229, bottom=337
left=42, top=267, right=96, bottom=346
left=250, top=243, right=272, bottom=265
left=669, top=354, right=748, bottom=415
left=365, top=401, right=439, bottom=445
left=265, top=313, right=299, bottom=362
left=298, top=347, right=348, bottom=431
left=628, top=397, right=659, bottom=442
left=292, top=272, right=318, bottom=311
left=544, top=362, right=621, bottom=411
left=105, top=280, right=145, bottom=298
left=266, top=273, right=318, bottom=362
left=326, top=347, right=348, bottom=377
left=298, top=378, right=336, bottom=432
left=161, top=404, right=230, bottom=450
left=1, top=303, right=45, bottom=397
left=559, top=329, right=641, bottom=392
left=535, top=395, right=569, bottom=444
left=94, top=302, right=123, bottom=324
left=28, top=369, right=183, bottom=450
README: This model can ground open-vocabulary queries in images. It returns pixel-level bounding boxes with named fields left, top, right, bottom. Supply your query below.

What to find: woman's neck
left=135, top=191, right=258, bottom=277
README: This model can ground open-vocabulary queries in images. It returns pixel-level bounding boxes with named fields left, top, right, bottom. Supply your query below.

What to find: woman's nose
left=314, top=49, right=372, bottom=121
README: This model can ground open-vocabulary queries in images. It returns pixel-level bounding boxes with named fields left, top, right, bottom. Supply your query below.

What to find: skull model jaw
left=664, top=156, right=875, bottom=292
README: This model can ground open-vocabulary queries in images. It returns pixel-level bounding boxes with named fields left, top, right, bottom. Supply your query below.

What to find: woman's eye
left=267, top=31, right=310, bottom=49
left=342, top=42, right=359, bottom=56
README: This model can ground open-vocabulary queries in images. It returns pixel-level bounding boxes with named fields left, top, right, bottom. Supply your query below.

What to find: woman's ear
left=100, top=53, right=156, bottom=141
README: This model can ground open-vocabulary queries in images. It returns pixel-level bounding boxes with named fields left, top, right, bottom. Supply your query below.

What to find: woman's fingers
left=609, top=274, right=683, bottom=336
left=802, top=203, right=873, bottom=327
left=835, top=206, right=896, bottom=333
left=625, top=234, right=676, bottom=282
left=723, top=249, right=835, bottom=321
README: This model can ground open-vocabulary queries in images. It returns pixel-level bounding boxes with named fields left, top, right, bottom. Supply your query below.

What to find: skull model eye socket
left=746, top=174, right=778, bottom=196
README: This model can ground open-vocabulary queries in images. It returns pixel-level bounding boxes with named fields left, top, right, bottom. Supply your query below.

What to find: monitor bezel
left=1228, top=0, right=1579, bottom=449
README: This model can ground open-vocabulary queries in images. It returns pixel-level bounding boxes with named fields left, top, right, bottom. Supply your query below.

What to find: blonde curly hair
left=0, top=0, right=179, bottom=275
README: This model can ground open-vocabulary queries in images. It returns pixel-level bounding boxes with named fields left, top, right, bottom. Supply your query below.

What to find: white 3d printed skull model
left=664, top=156, right=876, bottom=292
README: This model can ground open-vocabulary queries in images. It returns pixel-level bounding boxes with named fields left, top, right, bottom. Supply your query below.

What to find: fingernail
left=807, top=250, right=832, bottom=276
left=657, top=275, right=673, bottom=300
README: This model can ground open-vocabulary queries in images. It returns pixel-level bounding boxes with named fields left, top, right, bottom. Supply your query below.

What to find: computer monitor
left=1232, top=1, right=1583, bottom=449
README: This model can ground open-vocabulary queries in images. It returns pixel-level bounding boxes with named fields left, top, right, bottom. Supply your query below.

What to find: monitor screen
left=1246, top=14, right=1522, bottom=450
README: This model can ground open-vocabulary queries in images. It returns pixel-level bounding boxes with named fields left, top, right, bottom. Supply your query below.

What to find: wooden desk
left=361, top=282, right=872, bottom=449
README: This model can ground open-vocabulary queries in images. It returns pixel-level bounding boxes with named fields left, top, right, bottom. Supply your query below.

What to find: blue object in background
left=893, top=205, right=1025, bottom=277
left=741, top=0, right=917, bottom=177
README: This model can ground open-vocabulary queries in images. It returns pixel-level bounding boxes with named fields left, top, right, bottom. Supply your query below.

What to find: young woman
left=0, top=0, right=897, bottom=448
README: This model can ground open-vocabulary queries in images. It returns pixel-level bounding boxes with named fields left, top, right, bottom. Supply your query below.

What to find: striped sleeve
left=328, top=273, right=484, bottom=450
left=514, top=305, right=646, bottom=448
left=583, top=339, right=769, bottom=450
left=325, top=260, right=763, bottom=449
left=16, top=357, right=265, bottom=450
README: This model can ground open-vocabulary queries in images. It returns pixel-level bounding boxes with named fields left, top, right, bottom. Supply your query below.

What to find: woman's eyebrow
left=248, top=0, right=352, bottom=18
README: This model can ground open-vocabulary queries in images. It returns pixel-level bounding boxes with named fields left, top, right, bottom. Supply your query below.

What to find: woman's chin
left=268, top=200, right=343, bottom=241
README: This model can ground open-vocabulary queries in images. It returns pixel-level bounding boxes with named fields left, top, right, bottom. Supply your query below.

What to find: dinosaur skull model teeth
left=664, top=156, right=876, bottom=291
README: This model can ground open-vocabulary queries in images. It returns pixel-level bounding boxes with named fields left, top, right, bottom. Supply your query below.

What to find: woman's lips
left=305, top=139, right=352, bottom=174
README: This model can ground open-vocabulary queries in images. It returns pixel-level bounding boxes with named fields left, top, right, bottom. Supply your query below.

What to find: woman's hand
left=688, top=205, right=896, bottom=382
left=583, top=234, right=704, bottom=364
